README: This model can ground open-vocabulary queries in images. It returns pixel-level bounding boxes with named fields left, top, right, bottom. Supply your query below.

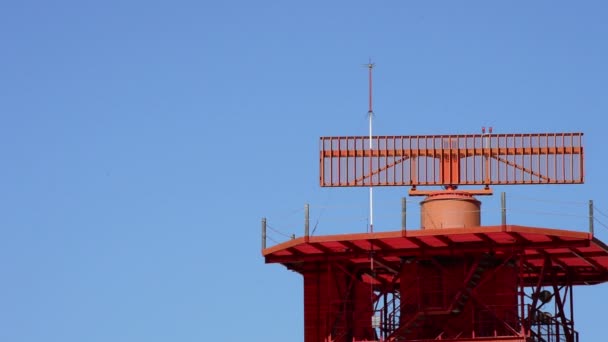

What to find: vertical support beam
left=262, top=217, right=267, bottom=250
left=589, top=200, right=594, bottom=235
left=320, top=138, right=324, bottom=186
left=551, top=277, right=573, bottom=342
left=383, top=292, right=388, bottom=340
left=401, top=197, right=407, bottom=234
left=518, top=256, right=526, bottom=336
left=569, top=283, right=574, bottom=337
left=305, top=203, right=310, bottom=241
left=501, top=192, right=507, bottom=226
left=484, top=130, right=491, bottom=185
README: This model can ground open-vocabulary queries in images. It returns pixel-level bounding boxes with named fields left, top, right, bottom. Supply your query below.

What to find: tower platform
left=264, top=225, right=608, bottom=342
left=264, top=225, right=608, bottom=286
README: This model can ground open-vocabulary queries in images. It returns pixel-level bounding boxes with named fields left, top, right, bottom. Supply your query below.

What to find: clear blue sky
left=1, top=1, right=607, bottom=341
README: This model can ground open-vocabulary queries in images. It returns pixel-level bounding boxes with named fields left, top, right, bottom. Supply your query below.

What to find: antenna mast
left=367, top=61, right=375, bottom=233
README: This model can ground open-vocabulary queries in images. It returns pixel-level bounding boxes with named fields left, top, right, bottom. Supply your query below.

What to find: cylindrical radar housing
left=420, top=192, right=481, bottom=229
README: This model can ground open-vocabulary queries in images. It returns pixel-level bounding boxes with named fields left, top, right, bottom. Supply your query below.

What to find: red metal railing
left=320, top=133, right=584, bottom=187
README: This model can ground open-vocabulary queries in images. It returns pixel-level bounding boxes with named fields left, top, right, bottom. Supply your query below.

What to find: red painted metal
left=264, top=226, right=608, bottom=286
left=319, top=133, right=584, bottom=188
left=265, top=129, right=604, bottom=342
left=264, top=225, right=606, bottom=341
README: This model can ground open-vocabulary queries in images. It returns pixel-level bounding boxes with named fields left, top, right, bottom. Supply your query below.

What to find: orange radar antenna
left=319, top=132, right=584, bottom=195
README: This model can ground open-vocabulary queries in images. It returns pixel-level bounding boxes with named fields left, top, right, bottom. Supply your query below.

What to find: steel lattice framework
left=263, top=225, right=608, bottom=342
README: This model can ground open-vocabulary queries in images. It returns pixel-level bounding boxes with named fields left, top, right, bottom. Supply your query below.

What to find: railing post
left=589, top=200, right=594, bottom=235
left=401, top=197, right=407, bottom=234
left=501, top=192, right=507, bottom=226
left=305, top=203, right=310, bottom=241
left=261, top=217, right=267, bottom=250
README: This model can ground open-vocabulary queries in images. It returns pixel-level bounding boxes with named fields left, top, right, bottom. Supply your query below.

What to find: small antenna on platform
left=367, top=59, right=375, bottom=233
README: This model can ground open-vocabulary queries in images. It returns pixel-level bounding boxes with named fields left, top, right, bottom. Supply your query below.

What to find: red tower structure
left=263, top=131, right=608, bottom=342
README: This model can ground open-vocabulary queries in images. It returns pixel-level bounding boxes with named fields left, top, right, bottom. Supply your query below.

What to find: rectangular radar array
left=320, top=132, right=584, bottom=187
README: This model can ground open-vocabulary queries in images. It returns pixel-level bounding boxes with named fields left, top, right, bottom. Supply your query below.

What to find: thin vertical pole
left=367, top=60, right=375, bottom=233
left=501, top=192, right=507, bottom=225
left=305, top=203, right=310, bottom=239
left=366, top=62, right=377, bottom=323
left=401, top=197, right=407, bottom=233
left=589, top=200, right=594, bottom=235
left=261, top=217, right=267, bottom=250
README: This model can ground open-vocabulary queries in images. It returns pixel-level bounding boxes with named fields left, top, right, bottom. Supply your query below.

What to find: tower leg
left=303, top=262, right=374, bottom=342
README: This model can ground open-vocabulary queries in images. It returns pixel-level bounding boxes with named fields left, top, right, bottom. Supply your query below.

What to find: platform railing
left=527, top=305, right=578, bottom=342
